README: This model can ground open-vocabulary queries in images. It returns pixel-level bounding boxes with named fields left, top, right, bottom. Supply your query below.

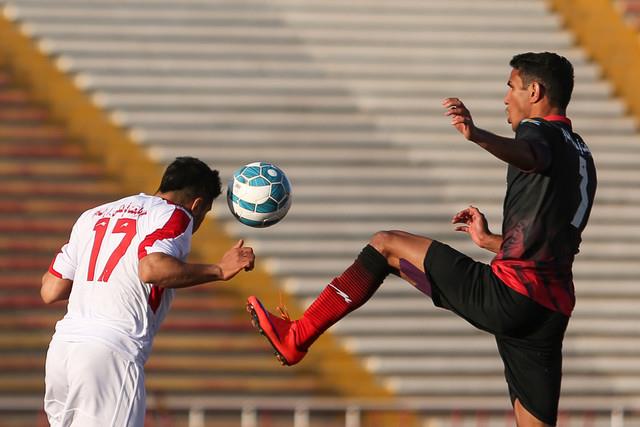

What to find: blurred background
left=0, top=0, right=639, bottom=426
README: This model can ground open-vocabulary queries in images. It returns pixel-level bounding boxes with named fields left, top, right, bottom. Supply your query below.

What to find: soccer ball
left=226, top=162, right=292, bottom=228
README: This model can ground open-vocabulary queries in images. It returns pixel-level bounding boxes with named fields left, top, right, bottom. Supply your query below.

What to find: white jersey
left=49, top=194, right=193, bottom=365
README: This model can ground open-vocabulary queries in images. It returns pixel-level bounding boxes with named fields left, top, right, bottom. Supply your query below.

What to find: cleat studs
left=274, top=352, right=288, bottom=366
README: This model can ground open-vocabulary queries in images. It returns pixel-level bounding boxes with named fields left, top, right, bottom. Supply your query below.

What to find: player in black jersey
left=247, top=52, right=596, bottom=427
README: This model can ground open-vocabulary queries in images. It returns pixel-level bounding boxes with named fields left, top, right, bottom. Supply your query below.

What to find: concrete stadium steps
left=4, top=0, right=640, bottom=415
left=0, top=67, right=332, bottom=407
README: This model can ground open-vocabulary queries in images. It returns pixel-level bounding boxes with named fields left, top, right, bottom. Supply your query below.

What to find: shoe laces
left=276, top=292, right=291, bottom=322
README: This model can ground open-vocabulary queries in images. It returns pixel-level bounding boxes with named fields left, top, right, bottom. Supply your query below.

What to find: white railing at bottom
left=1, top=396, right=637, bottom=427
left=147, top=396, right=638, bottom=427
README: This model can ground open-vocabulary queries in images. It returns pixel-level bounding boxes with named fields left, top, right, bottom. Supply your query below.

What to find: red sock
left=296, top=245, right=390, bottom=349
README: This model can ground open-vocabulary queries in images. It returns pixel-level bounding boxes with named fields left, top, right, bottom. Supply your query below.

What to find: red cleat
left=246, top=295, right=307, bottom=366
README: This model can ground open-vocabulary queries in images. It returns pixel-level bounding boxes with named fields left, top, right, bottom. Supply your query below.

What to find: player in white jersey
left=41, top=157, right=255, bottom=427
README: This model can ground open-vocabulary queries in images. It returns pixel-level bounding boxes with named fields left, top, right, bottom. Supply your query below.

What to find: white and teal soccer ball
left=226, top=162, right=292, bottom=228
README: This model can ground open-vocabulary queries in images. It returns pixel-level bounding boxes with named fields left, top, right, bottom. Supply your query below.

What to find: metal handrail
left=5, top=396, right=640, bottom=427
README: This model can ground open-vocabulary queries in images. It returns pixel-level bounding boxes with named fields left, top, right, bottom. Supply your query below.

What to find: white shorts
left=44, top=340, right=145, bottom=427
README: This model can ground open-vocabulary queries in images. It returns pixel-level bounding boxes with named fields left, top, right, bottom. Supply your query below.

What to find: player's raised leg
left=370, top=230, right=435, bottom=297
left=247, top=230, right=433, bottom=366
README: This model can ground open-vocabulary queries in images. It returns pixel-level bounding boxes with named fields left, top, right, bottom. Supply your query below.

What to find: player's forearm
left=479, top=233, right=503, bottom=254
left=41, top=272, right=73, bottom=304
left=469, top=127, right=537, bottom=171
left=139, top=253, right=223, bottom=289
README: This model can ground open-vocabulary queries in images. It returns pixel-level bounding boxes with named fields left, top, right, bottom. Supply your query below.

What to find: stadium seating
left=1, top=0, right=640, bottom=425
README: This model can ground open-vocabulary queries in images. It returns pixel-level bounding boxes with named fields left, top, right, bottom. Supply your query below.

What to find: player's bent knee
left=368, top=230, right=396, bottom=257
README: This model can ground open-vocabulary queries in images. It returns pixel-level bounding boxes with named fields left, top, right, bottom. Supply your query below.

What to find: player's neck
left=530, top=103, right=565, bottom=120
left=155, top=191, right=192, bottom=210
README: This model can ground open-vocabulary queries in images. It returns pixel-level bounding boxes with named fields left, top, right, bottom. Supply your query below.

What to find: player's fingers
left=444, top=105, right=468, bottom=116
left=454, top=226, right=469, bottom=233
left=450, top=115, right=470, bottom=125
left=467, top=205, right=483, bottom=218
left=441, top=97, right=460, bottom=106
left=451, top=214, right=464, bottom=223
left=442, top=97, right=466, bottom=110
left=233, top=239, right=244, bottom=248
left=451, top=208, right=470, bottom=222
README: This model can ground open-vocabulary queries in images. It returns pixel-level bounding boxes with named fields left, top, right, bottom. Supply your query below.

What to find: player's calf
left=248, top=244, right=392, bottom=364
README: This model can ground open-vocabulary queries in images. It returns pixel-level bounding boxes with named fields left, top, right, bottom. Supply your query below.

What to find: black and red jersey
left=491, top=116, right=597, bottom=316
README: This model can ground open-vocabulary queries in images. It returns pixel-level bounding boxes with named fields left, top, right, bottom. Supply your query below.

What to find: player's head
left=504, top=52, right=574, bottom=130
left=157, top=157, right=222, bottom=232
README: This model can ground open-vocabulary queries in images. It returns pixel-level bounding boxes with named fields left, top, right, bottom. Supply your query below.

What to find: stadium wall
left=549, top=0, right=640, bottom=126
left=0, top=10, right=393, bottom=400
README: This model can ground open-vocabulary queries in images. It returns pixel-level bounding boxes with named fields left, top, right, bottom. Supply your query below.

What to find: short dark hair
left=509, top=52, right=574, bottom=110
left=158, top=157, right=221, bottom=204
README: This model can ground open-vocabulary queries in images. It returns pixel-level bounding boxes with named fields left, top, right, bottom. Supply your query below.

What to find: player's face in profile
left=504, top=69, right=532, bottom=131
left=191, top=199, right=213, bottom=233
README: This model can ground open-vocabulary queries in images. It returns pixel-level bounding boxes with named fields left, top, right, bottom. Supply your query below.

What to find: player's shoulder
left=144, top=195, right=192, bottom=217
left=515, top=117, right=556, bottom=141
left=517, top=117, right=548, bottom=132
left=79, top=194, right=191, bottom=224
left=142, top=195, right=193, bottom=228
left=85, top=194, right=143, bottom=215
left=520, top=118, right=544, bottom=126
left=77, top=194, right=152, bottom=221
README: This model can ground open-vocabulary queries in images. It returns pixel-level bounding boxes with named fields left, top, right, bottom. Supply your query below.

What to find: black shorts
left=424, top=240, right=569, bottom=426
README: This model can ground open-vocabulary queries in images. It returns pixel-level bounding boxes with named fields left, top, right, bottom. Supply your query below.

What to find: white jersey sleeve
left=137, top=204, right=192, bottom=262
left=49, top=211, right=91, bottom=280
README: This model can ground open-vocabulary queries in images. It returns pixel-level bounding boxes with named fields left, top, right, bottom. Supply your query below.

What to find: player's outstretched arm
left=442, top=98, right=542, bottom=171
left=41, top=272, right=73, bottom=304
left=452, top=206, right=503, bottom=254
left=139, top=240, right=255, bottom=289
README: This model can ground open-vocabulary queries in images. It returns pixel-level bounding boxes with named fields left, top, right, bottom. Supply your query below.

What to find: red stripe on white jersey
left=137, top=207, right=191, bottom=260
left=138, top=206, right=190, bottom=312
left=148, top=285, right=165, bottom=313
left=48, top=255, right=63, bottom=279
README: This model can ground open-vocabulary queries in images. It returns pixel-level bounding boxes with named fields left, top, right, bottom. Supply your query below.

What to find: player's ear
left=189, top=196, right=205, bottom=213
left=529, top=81, right=545, bottom=104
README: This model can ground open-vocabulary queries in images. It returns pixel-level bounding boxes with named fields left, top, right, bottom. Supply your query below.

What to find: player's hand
left=218, top=239, right=255, bottom=280
left=442, top=97, right=476, bottom=140
left=451, top=206, right=492, bottom=249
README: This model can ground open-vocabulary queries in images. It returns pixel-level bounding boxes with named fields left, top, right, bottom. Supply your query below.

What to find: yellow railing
left=0, top=8, right=393, bottom=401
left=549, top=0, right=640, bottom=126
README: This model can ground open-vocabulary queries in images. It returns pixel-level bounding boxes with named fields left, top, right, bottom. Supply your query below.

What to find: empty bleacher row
left=1, top=0, right=640, bottom=424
